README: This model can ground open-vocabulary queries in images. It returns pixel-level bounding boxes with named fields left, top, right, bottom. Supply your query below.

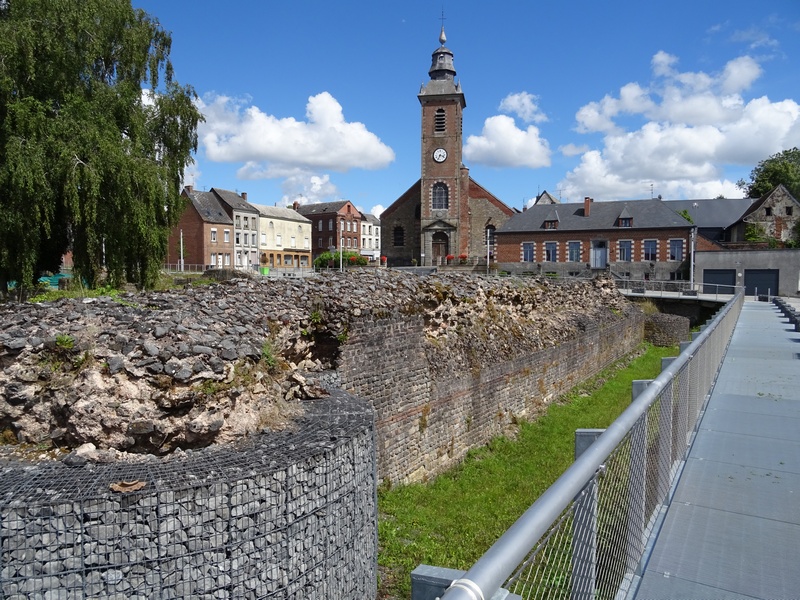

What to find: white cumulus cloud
left=561, top=50, right=800, bottom=201
left=499, top=92, right=548, bottom=123
left=197, top=91, right=395, bottom=174
left=464, top=115, right=551, bottom=168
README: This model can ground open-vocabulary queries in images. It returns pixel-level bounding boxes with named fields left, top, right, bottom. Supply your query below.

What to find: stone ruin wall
left=0, top=270, right=644, bottom=595
left=338, top=281, right=644, bottom=483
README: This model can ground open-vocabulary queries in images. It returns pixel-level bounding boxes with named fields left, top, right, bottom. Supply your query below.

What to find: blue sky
left=134, top=1, right=800, bottom=217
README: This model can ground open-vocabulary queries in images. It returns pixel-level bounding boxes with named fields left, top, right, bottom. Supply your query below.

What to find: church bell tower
left=418, top=26, right=467, bottom=266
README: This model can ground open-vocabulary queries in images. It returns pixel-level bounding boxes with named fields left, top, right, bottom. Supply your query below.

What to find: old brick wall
left=338, top=308, right=644, bottom=483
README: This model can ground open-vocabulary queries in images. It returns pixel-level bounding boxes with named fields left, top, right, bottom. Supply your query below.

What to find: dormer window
left=619, top=217, right=632, bottom=227
left=543, top=220, right=558, bottom=230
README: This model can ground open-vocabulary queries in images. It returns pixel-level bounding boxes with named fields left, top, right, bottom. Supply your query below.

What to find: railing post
left=572, top=429, right=604, bottom=600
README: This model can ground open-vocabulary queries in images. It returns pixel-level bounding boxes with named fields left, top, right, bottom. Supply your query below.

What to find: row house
left=495, top=197, right=694, bottom=280
left=252, top=204, right=313, bottom=269
left=360, top=213, right=382, bottom=262
left=168, top=188, right=234, bottom=270
left=296, top=200, right=364, bottom=260
left=212, top=188, right=260, bottom=269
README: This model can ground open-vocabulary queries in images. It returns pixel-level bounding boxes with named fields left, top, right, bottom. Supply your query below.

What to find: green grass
left=377, top=343, right=677, bottom=599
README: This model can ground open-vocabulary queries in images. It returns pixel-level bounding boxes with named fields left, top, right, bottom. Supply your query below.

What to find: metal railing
left=439, top=290, right=744, bottom=600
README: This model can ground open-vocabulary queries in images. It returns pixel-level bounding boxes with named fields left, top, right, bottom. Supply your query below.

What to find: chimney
left=293, top=201, right=300, bottom=210
left=584, top=196, right=593, bottom=217
left=241, top=192, right=247, bottom=201
left=184, top=184, right=193, bottom=193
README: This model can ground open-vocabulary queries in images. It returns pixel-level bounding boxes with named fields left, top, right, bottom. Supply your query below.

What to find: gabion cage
left=0, top=391, right=376, bottom=600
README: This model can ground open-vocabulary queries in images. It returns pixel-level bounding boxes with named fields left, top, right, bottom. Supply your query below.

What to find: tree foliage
left=0, top=0, right=201, bottom=293
left=737, top=147, right=800, bottom=200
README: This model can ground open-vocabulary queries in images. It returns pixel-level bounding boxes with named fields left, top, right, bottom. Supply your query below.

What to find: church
left=380, top=27, right=517, bottom=267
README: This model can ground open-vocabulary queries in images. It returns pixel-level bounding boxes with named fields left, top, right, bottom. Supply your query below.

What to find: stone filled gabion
left=644, top=313, right=691, bottom=347
left=0, top=392, right=376, bottom=600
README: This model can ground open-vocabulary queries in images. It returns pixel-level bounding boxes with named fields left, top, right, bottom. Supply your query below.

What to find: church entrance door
left=432, top=232, right=449, bottom=265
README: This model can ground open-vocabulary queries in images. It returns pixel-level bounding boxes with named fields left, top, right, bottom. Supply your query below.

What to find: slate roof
left=666, top=197, right=755, bottom=228
left=186, top=190, right=233, bottom=225
left=211, top=188, right=259, bottom=214
left=250, top=204, right=311, bottom=224
left=295, top=200, right=353, bottom=216
left=362, top=213, right=380, bottom=225
left=498, top=198, right=691, bottom=233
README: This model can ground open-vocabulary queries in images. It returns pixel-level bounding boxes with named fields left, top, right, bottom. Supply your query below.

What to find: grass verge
left=377, top=342, right=677, bottom=599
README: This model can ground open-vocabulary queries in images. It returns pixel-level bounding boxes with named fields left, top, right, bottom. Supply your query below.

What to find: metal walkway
left=635, top=301, right=800, bottom=599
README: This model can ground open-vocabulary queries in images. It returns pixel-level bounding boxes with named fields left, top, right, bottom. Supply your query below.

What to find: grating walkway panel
left=635, top=301, right=800, bottom=599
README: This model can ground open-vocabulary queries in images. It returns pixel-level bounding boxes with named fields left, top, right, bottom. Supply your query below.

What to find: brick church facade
left=380, top=27, right=516, bottom=267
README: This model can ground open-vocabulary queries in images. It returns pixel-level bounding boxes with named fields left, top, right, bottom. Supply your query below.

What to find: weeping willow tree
left=0, top=0, right=201, bottom=292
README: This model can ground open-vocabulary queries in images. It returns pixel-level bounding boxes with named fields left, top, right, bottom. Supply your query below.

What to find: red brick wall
left=496, top=228, right=692, bottom=263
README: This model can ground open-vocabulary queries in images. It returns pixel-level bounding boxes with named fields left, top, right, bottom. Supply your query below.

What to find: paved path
left=635, top=301, right=800, bottom=599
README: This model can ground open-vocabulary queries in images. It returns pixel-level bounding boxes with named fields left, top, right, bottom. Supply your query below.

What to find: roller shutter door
left=702, top=269, right=736, bottom=294
left=744, top=269, right=778, bottom=297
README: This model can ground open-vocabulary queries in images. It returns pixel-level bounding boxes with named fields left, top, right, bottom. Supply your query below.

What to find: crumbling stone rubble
left=0, top=270, right=632, bottom=458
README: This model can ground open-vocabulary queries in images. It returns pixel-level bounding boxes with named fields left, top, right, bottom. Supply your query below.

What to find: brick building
left=380, top=26, right=516, bottom=267
left=296, top=200, right=363, bottom=260
left=495, top=196, right=695, bottom=280
left=167, top=187, right=234, bottom=269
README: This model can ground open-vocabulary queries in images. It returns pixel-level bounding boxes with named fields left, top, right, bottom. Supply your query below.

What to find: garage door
left=744, top=269, right=779, bottom=297
left=702, top=269, right=736, bottom=294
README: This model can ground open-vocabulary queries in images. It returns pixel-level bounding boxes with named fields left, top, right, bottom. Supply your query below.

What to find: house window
left=643, top=240, right=658, bottom=261
left=669, top=239, right=683, bottom=261
left=210, top=228, right=217, bottom=243
left=284, top=255, right=293, bottom=266
left=210, top=253, right=216, bottom=266
left=276, top=234, right=282, bottom=247
left=568, top=241, right=581, bottom=262
left=618, top=217, right=632, bottom=228
left=224, top=230, right=230, bottom=243
left=235, top=232, right=240, bottom=245
left=236, top=251, right=242, bottom=266
left=328, top=218, right=333, bottom=231
left=363, top=237, right=366, bottom=248
left=545, top=242, right=557, bottom=262
left=435, top=108, right=446, bottom=133
left=290, top=236, right=296, bottom=247
left=243, top=233, right=248, bottom=245
left=261, top=232, right=266, bottom=245
left=765, top=207, right=772, bottom=217
left=543, top=220, right=558, bottom=230
left=618, top=240, right=632, bottom=262
left=243, top=217, right=249, bottom=228
left=787, top=206, right=793, bottom=216
left=301, top=256, right=309, bottom=267
left=304, top=237, right=309, bottom=249
left=328, top=236, right=333, bottom=248
left=393, top=226, right=405, bottom=247
left=432, top=182, right=449, bottom=210
left=522, top=242, right=535, bottom=262
left=224, top=253, right=230, bottom=266
left=235, top=216, right=241, bottom=227
left=318, top=237, right=322, bottom=248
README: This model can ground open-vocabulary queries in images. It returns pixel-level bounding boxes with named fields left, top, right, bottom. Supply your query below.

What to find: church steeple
left=427, top=26, right=457, bottom=83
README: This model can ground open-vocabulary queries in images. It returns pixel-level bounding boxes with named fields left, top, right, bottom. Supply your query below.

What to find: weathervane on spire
left=439, top=8, right=447, bottom=45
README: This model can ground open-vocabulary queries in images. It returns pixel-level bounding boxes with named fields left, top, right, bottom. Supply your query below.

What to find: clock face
left=433, top=148, right=447, bottom=163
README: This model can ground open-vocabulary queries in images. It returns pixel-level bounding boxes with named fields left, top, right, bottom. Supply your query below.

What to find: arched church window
left=435, top=108, right=446, bottom=133
left=485, top=225, right=496, bottom=247
left=432, top=183, right=449, bottom=210
left=393, top=225, right=405, bottom=247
